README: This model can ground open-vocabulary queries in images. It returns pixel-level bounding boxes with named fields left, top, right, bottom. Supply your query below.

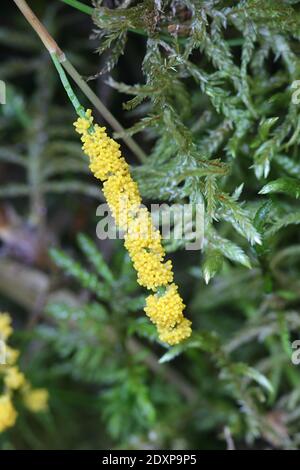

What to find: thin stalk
left=13, top=0, right=62, bottom=54
left=58, top=0, right=93, bottom=15
left=52, top=53, right=144, bottom=166
left=61, top=59, right=146, bottom=161
left=58, top=0, right=148, bottom=38
left=13, top=0, right=147, bottom=162
left=51, top=53, right=85, bottom=118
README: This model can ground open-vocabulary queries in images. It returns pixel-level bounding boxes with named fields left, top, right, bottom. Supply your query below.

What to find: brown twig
left=13, top=0, right=62, bottom=55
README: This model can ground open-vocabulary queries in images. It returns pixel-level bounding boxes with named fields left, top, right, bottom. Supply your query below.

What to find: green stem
left=59, top=0, right=93, bottom=15
left=51, top=53, right=85, bottom=118
left=62, top=58, right=147, bottom=162
left=52, top=54, right=146, bottom=161
left=14, top=0, right=147, bottom=162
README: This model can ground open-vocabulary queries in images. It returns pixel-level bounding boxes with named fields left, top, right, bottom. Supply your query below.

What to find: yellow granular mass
left=0, top=312, right=49, bottom=432
left=0, top=395, right=17, bottom=433
left=23, top=388, right=49, bottom=413
left=84, top=129, right=129, bottom=181
left=158, top=318, right=192, bottom=346
left=0, top=313, right=13, bottom=340
left=145, top=284, right=185, bottom=329
left=103, top=173, right=141, bottom=229
left=145, top=284, right=192, bottom=344
left=4, top=367, right=25, bottom=390
left=74, top=108, right=93, bottom=134
left=127, top=251, right=173, bottom=290
left=125, top=207, right=163, bottom=253
left=74, top=110, right=192, bottom=344
left=5, top=347, right=19, bottom=366
left=124, top=208, right=173, bottom=289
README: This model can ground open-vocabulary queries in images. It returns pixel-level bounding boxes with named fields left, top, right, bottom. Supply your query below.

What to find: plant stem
left=13, top=0, right=62, bottom=55
left=61, top=59, right=146, bottom=161
left=58, top=0, right=93, bottom=15
left=58, top=0, right=148, bottom=38
left=51, top=53, right=85, bottom=118
left=55, top=53, right=147, bottom=161
left=13, top=0, right=147, bottom=162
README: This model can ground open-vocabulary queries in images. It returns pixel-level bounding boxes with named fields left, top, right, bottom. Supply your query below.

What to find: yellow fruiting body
left=0, top=313, right=13, bottom=340
left=22, top=388, right=49, bottom=413
left=5, top=347, right=19, bottom=366
left=4, top=366, right=25, bottom=390
left=74, top=110, right=192, bottom=345
left=158, top=318, right=193, bottom=345
left=0, top=312, right=49, bottom=433
left=145, top=284, right=186, bottom=330
left=0, top=395, right=17, bottom=433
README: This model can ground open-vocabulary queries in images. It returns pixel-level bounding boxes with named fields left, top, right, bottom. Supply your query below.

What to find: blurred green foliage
left=1, top=0, right=300, bottom=450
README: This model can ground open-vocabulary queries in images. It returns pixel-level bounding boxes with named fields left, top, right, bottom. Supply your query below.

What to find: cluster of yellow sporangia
left=74, top=110, right=192, bottom=345
left=0, top=313, right=48, bottom=433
